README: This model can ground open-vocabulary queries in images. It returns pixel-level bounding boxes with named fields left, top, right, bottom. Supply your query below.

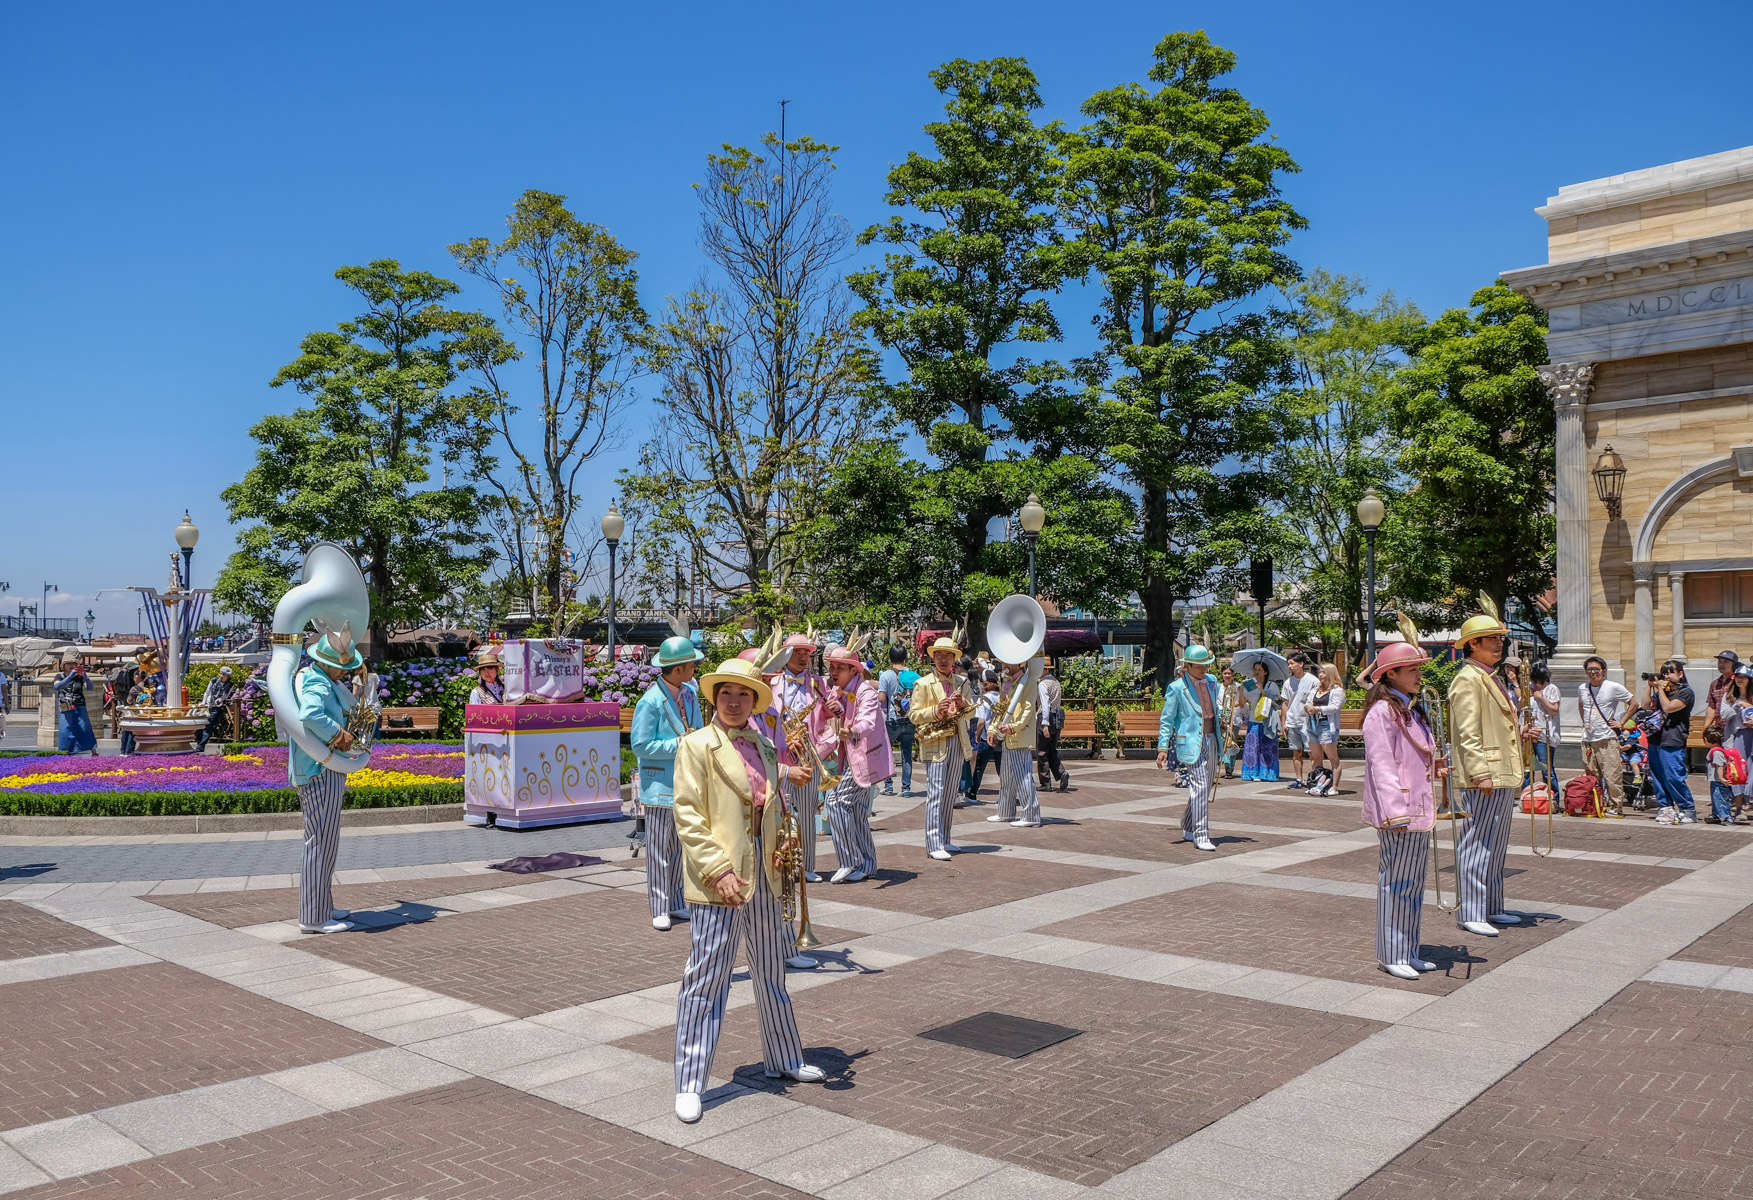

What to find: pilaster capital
left=1670, top=569, right=1686, bottom=584
left=1538, top=361, right=1596, bottom=412
left=1633, top=563, right=1656, bottom=584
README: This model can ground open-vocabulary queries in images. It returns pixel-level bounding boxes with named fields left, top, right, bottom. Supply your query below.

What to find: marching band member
left=671, top=657, right=825, bottom=1124
left=772, top=634, right=827, bottom=883
left=1359, top=640, right=1444, bottom=980
left=816, top=647, right=890, bottom=882
left=630, top=637, right=706, bottom=931
left=911, top=635, right=976, bottom=861
left=289, top=631, right=365, bottom=934
left=1448, top=609, right=1538, bottom=937
left=739, top=647, right=820, bottom=969
left=1154, top=644, right=1222, bottom=851
left=986, top=658, right=1042, bottom=827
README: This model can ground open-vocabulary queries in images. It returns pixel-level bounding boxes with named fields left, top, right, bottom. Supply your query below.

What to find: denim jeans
left=1649, top=745, right=1697, bottom=817
left=886, top=717, right=915, bottom=792
left=1711, top=780, right=1736, bottom=823
left=969, top=744, right=1002, bottom=796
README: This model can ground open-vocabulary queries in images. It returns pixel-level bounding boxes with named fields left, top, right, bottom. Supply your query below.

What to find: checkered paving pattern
left=19, top=1079, right=815, bottom=1199
left=1270, top=845, right=1689, bottom=909
left=617, top=950, right=1384, bottom=1186
left=970, top=814, right=1307, bottom=861
left=1038, top=881, right=1568, bottom=991
left=1346, top=981, right=1753, bottom=1199
left=1675, top=908, right=1753, bottom=969
left=815, top=843, right=1125, bottom=919
left=0, top=963, right=382, bottom=1129
left=144, top=871, right=556, bottom=929
left=0, top=901, right=114, bottom=961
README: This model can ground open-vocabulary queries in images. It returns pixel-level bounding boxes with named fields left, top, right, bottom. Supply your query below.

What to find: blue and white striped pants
left=782, top=779, right=819, bottom=874
left=674, top=836, right=804, bottom=1094
left=825, top=775, right=877, bottom=874
left=1455, top=786, right=1516, bottom=924
left=997, top=744, right=1040, bottom=824
left=644, top=805, right=684, bottom=917
left=1377, top=828, right=1429, bottom=967
left=296, top=769, right=347, bottom=929
left=925, top=740, right=966, bottom=853
left=1180, top=733, right=1217, bottom=841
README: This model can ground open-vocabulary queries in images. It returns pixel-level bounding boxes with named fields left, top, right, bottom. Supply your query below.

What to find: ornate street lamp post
left=1592, top=445, right=1626, bottom=521
left=601, top=502, right=625, bottom=660
left=1356, top=488, right=1386, bottom=664
left=1019, top=493, right=1045, bottom=597
left=174, top=511, right=199, bottom=588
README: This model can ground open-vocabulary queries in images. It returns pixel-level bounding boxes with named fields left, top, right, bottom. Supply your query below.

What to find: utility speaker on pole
left=1249, top=557, right=1274, bottom=605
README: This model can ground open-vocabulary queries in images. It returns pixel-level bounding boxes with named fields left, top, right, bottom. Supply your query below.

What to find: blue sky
left=4, top=0, right=1750, bottom=634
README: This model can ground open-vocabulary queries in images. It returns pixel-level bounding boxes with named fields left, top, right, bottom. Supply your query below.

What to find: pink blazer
left=1361, top=698, right=1436, bottom=832
left=813, top=678, right=893, bottom=788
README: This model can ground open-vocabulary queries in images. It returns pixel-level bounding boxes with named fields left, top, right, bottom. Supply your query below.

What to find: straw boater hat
left=698, top=657, right=774, bottom=711
left=926, top=636, right=961, bottom=657
left=1454, top=592, right=1510, bottom=651
left=472, top=644, right=502, bottom=668
left=823, top=646, right=870, bottom=676
left=1359, top=615, right=1433, bottom=685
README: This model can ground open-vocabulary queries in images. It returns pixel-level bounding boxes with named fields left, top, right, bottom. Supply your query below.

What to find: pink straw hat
left=823, top=646, right=870, bottom=675
left=1359, top=640, right=1432, bottom=685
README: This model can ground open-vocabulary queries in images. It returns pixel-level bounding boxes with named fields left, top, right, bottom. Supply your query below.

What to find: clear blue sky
left=4, top=0, right=1749, bottom=634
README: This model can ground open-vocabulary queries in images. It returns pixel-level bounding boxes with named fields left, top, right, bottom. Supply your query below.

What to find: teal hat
left=655, top=635, right=705, bottom=668
left=308, top=632, right=364, bottom=672
left=1181, top=644, right=1216, bottom=666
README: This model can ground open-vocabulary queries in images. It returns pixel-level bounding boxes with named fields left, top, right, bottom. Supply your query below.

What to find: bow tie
left=720, top=724, right=762, bottom=743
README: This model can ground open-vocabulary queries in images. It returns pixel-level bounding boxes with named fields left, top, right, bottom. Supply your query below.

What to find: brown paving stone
left=0, top=900, right=114, bottom=961
left=1538, top=816, right=1751, bottom=860
left=1270, top=845, right=1689, bottom=909
left=618, top=950, right=1383, bottom=1186
left=0, top=963, right=381, bottom=1129
left=21, top=1078, right=812, bottom=1199
left=1345, top=981, right=1753, bottom=1200
left=1136, top=795, right=1369, bottom=833
left=817, top=842, right=1125, bottom=919
left=1675, top=907, right=1753, bottom=969
left=1038, top=881, right=1568, bottom=993
left=144, top=870, right=557, bottom=929
left=972, top=814, right=1304, bottom=862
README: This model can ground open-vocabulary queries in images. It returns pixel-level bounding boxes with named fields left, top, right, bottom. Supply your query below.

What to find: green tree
left=1386, top=281, right=1555, bottom=645
left=450, top=191, right=647, bottom=633
left=1272, top=270, right=1423, bottom=664
left=1055, top=31, right=1305, bottom=686
left=215, top=261, right=501, bottom=649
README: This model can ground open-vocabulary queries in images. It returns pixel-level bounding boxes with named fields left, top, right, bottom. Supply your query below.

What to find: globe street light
left=601, top=502, right=625, bottom=661
left=1019, top=493, right=1046, bottom=598
left=1356, top=488, right=1385, bottom=665
left=174, top=511, right=199, bottom=589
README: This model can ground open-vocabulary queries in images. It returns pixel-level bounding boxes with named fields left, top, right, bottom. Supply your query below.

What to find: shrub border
left=0, top=783, right=464, bottom=818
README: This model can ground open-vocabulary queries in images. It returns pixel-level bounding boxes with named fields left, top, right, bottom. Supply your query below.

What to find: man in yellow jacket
left=670, top=658, right=825, bottom=1124
left=1447, top=613, right=1541, bottom=938
left=985, top=657, right=1042, bottom=828
left=910, top=636, right=976, bottom=861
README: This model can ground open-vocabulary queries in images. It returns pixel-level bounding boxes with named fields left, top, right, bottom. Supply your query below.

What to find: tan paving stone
left=143, top=870, right=556, bottom=929
left=815, top=843, right=1125, bottom=920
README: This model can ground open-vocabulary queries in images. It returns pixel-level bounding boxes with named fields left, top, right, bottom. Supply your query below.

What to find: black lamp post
left=1019, top=493, right=1045, bottom=597
left=174, top=511, right=199, bottom=589
left=601, top=502, right=624, bottom=660
left=1356, top=487, right=1385, bottom=664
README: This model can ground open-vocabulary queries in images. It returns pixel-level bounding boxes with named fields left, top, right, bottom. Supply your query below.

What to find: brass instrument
left=343, top=668, right=383, bottom=751
left=916, top=682, right=972, bottom=745
left=1422, top=685, right=1463, bottom=913
left=776, top=808, right=822, bottom=951
left=783, top=696, right=840, bottom=790
left=1524, top=729, right=1555, bottom=856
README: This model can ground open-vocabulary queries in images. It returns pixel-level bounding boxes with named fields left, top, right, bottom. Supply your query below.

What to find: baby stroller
left=1619, top=720, right=1657, bottom=811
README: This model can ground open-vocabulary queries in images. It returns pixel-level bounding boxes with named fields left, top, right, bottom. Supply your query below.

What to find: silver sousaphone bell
left=988, top=594, right=1047, bottom=729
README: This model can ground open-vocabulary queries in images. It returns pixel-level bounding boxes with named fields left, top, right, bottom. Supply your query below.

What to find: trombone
left=1524, top=731, right=1555, bottom=857
left=776, top=808, right=822, bottom=951
left=1422, top=686, right=1463, bottom=913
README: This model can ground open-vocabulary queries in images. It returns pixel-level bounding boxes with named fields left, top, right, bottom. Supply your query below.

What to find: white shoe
left=652, top=914, right=672, bottom=931
left=785, top=954, right=819, bottom=970
left=299, top=919, right=356, bottom=935
left=1193, top=837, right=1217, bottom=852
left=1381, top=963, right=1419, bottom=980
left=843, top=868, right=868, bottom=883
left=764, top=1063, right=826, bottom=1083
left=929, top=848, right=953, bottom=861
left=675, top=1092, right=702, bottom=1123
left=331, top=908, right=351, bottom=920
left=804, top=872, right=822, bottom=883
left=1488, top=913, right=1522, bottom=925
left=986, top=814, right=1007, bottom=822
left=1411, top=958, right=1439, bottom=972
left=830, top=866, right=855, bottom=883
left=1678, top=815, right=1698, bottom=824
left=944, top=842, right=964, bottom=854
left=1461, top=920, right=1499, bottom=937
left=1010, top=818, right=1042, bottom=828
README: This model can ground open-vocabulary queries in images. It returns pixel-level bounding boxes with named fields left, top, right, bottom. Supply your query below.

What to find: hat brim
left=1454, top=623, right=1510, bottom=648
left=825, top=656, right=870, bottom=676
left=1359, top=649, right=1432, bottom=684
left=699, top=669, right=774, bottom=712
left=309, top=646, right=365, bottom=671
left=927, top=641, right=960, bottom=656
left=657, top=648, right=707, bottom=667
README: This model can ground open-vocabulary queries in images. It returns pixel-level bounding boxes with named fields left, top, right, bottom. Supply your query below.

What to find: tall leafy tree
left=1272, top=270, right=1423, bottom=663
left=1055, top=31, right=1304, bottom=685
left=1386, top=281, right=1554, bottom=644
left=215, top=261, right=500, bottom=648
left=450, top=191, right=647, bottom=632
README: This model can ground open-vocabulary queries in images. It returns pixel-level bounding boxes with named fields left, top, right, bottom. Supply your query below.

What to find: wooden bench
left=1339, top=708, right=1365, bottom=741
left=1115, top=710, right=1160, bottom=750
left=378, top=706, right=441, bottom=736
left=620, top=706, right=635, bottom=734
left=1057, top=709, right=1102, bottom=757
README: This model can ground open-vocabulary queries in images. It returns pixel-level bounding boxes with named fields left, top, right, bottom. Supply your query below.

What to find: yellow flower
left=0, top=769, right=134, bottom=790
left=346, top=769, right=434, bottom=788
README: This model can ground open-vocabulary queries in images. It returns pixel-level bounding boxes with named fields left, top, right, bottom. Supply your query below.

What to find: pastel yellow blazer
left=671, top=723, right=785, bottom=907
left=1447, top=660, right=1525, bottom=790
left=909, top=672, right=975, bottom=762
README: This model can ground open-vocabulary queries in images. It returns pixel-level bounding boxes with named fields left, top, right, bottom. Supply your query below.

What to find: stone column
left=1669, top=570, right=1687, bottom=663
left=1634, top=566, right=1655, bottom=680
left=1539, top=360, right=1596, bottom=739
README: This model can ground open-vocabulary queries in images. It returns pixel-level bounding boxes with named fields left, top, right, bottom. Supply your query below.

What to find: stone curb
left=0, top=805, right=471, bottom=837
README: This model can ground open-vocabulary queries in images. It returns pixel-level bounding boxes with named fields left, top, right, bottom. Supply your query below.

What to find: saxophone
left=783, top=696, right=840, bottom=790
left=916, top=675, right=972, bottom=745
left=775, top=808, right=822, bottom=950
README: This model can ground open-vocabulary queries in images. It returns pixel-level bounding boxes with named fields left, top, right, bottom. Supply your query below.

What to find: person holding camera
left=1644, top=659, right=1698, bottom=822
left=1578, top=657, right=1633, bottom=818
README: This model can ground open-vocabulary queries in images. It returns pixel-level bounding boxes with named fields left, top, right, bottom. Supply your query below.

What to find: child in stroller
left=1619, top=712, right=1659, bottom=812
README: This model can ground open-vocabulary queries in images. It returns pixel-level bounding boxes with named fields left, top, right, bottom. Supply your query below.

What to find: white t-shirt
left=1533, top=682, right=1561, bottom=744
left=1282, top=673, right=1318, bottom=728
left=1577, top=679, right=1633, bottom=743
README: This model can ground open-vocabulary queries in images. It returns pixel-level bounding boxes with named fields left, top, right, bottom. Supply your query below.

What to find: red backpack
left=1720, top=747, right=1749, bottom=787
left=1563, top=774, right=1603, bottom=817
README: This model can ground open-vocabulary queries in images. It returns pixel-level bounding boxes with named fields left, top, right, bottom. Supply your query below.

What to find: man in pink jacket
left=816, top=646, right=892, bottom=883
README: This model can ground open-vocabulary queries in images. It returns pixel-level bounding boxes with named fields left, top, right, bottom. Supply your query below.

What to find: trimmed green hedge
left=0, top=783, right=465, bottom=818
left=0, top=749, right=69, bottom=759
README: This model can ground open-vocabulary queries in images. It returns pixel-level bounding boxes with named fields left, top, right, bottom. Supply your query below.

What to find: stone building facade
left=1503, top=146, right=1753, bottom=717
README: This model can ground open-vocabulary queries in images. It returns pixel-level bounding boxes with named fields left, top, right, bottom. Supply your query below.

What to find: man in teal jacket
left=291, top=632, right=364, bottom=933
left=631, top=636, right=706, bottom=930
left=1155, top=644, right=1222, bottom=852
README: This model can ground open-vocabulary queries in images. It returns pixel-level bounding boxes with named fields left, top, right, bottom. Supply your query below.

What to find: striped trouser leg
left=1455, top=787, right=1515, bottom=925
left=924, top=740, right=965, bottom=853
left=644, top=806, right=683, bottom=917
left=782, top=779, right=819, bottom=874
left=674, top=838, right=804, bottom=1094
left=1181, top=736, right=1216, bottom=841
left=1377, top=829, right=1430, bottom=967
left=825, top=775, right=878, bottom=873
left=998, top=747, right=1039, bottom=824
left=297, top=770, right=347, bottom=929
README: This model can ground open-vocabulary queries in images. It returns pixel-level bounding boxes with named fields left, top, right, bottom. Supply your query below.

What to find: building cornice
left=1534, top=145, right=1753, bottom=222
left=1501, top=229, right=1753, bottom=302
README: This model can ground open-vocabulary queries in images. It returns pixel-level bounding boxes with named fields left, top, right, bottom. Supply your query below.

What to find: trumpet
left=783, top=697, right=840, bottom=790
left=776, top=808, right=821, bottom=951
left=1422, top=686, right=1464, bottom=913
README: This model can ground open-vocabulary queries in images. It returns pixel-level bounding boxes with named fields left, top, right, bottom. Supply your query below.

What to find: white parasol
left=1228, top=647, right=1288, bottom=683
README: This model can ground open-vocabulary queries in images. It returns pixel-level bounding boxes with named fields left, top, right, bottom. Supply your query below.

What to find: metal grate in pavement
left=918, top=1010, right=1083, bottom=1058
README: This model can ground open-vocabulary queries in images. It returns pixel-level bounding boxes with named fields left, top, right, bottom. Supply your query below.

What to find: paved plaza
left=0, top=759, right=1747, bottom=1198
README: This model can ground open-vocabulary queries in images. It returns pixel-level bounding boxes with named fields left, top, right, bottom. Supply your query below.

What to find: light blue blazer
left=630, top=679, right=702, bottom=808
left=290, top=667, right=353, bottom=786
left=1158, top=674, right=1223, bottom=764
